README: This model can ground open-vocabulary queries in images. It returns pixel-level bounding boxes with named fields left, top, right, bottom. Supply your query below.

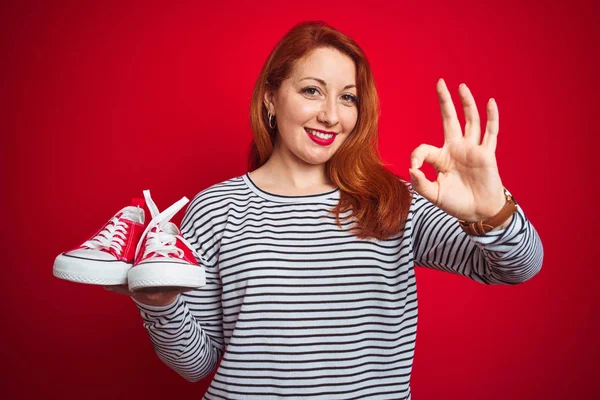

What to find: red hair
left=249, top=21, right=412, bottom=240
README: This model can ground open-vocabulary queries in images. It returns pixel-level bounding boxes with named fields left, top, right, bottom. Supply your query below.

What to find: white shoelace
left=134, top=190, right=203, bottom=262
left=82, top=213, right=130, bottom=256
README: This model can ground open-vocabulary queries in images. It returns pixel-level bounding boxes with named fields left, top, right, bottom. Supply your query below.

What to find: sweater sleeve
left=133, top=194, right=225, bottom=382
left=409, top=188, right=543, bottom=285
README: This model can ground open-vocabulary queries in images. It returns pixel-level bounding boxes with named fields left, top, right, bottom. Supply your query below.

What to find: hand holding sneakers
left=53, top=190, right=206, bottom=292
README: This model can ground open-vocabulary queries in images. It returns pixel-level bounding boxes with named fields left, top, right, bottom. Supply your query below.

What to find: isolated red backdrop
left=1, top=0, right=598, bottom=399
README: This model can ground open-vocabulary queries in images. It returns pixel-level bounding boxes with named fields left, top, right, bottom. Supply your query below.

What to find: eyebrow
left=300, top=77, right=356, bottom=90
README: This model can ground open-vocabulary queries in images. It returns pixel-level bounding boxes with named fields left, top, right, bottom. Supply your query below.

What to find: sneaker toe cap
left=66, top=249, right=117, bottom=260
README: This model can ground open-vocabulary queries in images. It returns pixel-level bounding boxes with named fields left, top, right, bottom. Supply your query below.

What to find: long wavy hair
left=249, top=21, right=412, bottom=240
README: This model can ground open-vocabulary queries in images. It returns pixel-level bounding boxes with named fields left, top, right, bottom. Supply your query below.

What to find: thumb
left=409, top=167, right=439, bottom=205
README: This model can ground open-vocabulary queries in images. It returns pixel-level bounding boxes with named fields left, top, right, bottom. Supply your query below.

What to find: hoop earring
left=268, top=110, right=277, bottom=129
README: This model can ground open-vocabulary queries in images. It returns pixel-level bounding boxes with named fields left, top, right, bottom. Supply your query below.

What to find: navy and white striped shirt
left=134, top=173, right=543, bottom=399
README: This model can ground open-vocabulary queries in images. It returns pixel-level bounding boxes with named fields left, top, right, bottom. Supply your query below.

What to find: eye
left=301, top=86, right=321, bottom=97
left=342, top=94, right=358, bottom=105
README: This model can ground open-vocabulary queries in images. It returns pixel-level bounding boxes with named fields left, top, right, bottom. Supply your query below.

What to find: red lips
left=304, top=128, right=336, bottom=146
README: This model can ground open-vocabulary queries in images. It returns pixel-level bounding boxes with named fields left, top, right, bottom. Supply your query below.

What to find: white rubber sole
left=53, top=253, right=131, bottom=285
left=127, top=261, right=206, bottom=292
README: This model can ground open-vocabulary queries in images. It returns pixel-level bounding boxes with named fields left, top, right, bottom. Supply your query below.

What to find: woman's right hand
left=104, top=285, right=193, bottom=307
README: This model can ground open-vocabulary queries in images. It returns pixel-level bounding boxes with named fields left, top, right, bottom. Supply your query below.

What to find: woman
left=107, top=21, right=543, bottom=399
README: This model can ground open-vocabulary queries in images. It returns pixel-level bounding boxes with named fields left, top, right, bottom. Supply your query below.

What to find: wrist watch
left=458, top=188, right=518, bottom=236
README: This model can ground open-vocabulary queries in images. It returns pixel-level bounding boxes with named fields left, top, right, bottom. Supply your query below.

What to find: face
left=265, top=47, right=359, bottom=166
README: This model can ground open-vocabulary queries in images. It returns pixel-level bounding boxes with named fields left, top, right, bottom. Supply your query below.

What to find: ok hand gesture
left=409, top=79, right=507, bottom=222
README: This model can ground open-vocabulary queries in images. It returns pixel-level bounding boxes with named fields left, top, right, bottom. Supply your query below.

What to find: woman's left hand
left=409, top=78, right=506, bottom=222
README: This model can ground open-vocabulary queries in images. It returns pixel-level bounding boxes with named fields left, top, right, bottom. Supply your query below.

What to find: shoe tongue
left=121, top=206, right=144, bottom=224
left=161, top=222, right=179, bottom=235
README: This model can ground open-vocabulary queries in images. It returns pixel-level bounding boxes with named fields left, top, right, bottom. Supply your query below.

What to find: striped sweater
left=134, top=173, right=543, bottom=399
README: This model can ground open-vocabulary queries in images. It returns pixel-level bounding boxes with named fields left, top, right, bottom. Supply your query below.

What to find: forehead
left=290, top=47, right=356, bottom=86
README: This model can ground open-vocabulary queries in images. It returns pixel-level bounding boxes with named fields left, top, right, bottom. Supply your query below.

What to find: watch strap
left=458, top=188, right=518, bottom=236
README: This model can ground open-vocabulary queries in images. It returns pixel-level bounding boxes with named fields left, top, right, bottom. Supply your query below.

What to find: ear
left=263, top=90, right=276, bottom=115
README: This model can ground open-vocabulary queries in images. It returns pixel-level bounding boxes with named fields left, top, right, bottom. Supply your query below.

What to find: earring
left=267, top=110, right=277, bottom=129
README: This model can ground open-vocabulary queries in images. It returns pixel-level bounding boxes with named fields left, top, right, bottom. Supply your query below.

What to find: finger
left=410, top=143, right=443, bottom=170
left=133, top=286, right=194, bottom=294
left=409, top=167, right=440, bottom=205
left=131, top=291, right=180, bottom=307
left=459, top=83, right=481, bottom=144
left=437, top=78, right=462, bottom=142
left=482, top=98, right=499, bottom=151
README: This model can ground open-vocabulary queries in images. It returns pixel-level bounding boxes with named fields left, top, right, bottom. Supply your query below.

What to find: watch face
left=504, top=188, right=517, bottom=204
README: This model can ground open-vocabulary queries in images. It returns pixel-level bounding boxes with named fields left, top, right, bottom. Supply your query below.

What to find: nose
left=317, top=97, right=340, bottom=127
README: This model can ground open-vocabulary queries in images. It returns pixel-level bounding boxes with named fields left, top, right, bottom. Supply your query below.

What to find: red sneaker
left=53, top=197, right=146, bottom=285
left=127, top=190, right=206, bottom=292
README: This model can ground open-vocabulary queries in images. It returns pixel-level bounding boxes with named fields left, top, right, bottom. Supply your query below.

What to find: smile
left=304, top=128, right=336, bottom=140
left=304, top=127, right=337, bottom=146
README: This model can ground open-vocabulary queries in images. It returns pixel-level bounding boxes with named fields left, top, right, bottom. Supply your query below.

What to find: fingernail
left=410, top=158, right=418, bottom=169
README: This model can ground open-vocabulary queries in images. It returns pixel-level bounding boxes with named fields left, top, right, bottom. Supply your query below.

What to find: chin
left=299, top=150, right=336, bottom=165
left=304, top=159, right=329, bottom=166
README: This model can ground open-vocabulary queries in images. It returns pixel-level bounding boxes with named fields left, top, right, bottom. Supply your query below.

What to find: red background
left=1, top=0, right=598, bottom=399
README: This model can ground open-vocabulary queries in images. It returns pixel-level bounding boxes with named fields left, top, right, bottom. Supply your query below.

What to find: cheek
left=279, top=95, right=317, bottom=124
left=294, top=102, right=320, bottom=122
left=341, top=108, right=359, bottom=132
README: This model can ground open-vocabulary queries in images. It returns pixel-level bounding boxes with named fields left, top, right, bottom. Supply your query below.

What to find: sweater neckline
left=242, top=173, right=340, bottom=203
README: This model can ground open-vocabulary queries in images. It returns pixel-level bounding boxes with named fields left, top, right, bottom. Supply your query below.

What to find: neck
left=256, top=139, right=331, bottom=190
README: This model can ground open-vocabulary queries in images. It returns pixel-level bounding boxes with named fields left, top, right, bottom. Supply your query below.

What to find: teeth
left=306, top=128, right=334, bottom=140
